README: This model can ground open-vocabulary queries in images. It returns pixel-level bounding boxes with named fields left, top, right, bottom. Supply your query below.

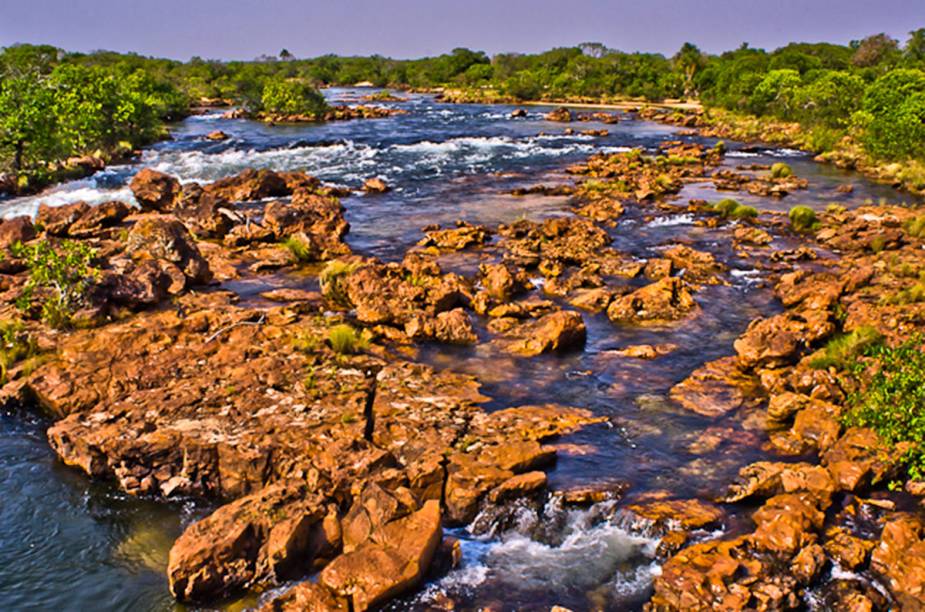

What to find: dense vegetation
left=2, top=28, right=925, bottom=190
left=844, top=336, right=925, bottom=484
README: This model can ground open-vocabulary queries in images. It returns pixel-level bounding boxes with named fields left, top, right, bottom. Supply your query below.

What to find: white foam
left=645, top=213, right=695, bottom=228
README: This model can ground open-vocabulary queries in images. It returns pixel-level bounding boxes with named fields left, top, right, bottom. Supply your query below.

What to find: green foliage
left=319, top=260, right=359, bottom=307
left=884, top=282, right=925, bottom=305
left=858, top=69, right=925, bottom=160
left=0, top=45, right=188, bottom=181
left=809, top=326, right=883, bottom=370
left=788, top=205, right=818, bottom=232
left=713, top=198, right=741, bottom=217
left=291, top=328, right=321, bottom=353
left=282, top=235, right=315, bottom=262
left=904, top=215, right=925, bottom=238
left=730, top=204, right=758, bottom=219
left=0, top=319, right=37, bottom=384
left=327, top=323, right=369, bottom=355
left=259, top=78, right=328, bottom=116
left=712, top=198, right=756, bottom=220
left=10, top=239, right=99, bottom=329
left=770, top=162, right=793, bottom=178
left=843, top=336, right=925, bottom=482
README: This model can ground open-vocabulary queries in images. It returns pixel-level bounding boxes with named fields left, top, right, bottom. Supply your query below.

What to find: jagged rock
left=823, top=527, right=874, bottom=570
left=502, top=310, right=587, bottom=357
left=627, top=498, right=724, bottom=530
left=669, top=356, right=758, bottom=418
left=822, top=427, right=896, bottom=491
left=418, top=223, right=490, bottom=250
left=125, top=214, right=212, bottom=286
left=319, top=500, right=442, bottom=611
left=203, top=168, right=289, bottom=202
left=36, top=201, right=90, bottom=236
left=749, top=493, right=824, bottom=554
left=723, top=461, right=835, bottom=507
left=362, top=177, right=390, bottom=193
left=479, top=263, right=534, bottom=301
left=168, top=481, right=330, bottom=602
left=68, top=200, right=131, bottom=237
left=870, top=513, right=925, bottom=609
left=661, top=244, right=726, bottom=284
left=260, top=582, right=347, bottom=612
left=607, top=277, right=698, bottom=326
left=0, top=216, right=36, bottom=249
left=130, top=168, right=181, bottom=211
left=734, top=311, right=834, bottom=369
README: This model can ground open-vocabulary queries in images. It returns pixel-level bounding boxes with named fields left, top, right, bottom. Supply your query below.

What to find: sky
left=3, top=0, right=924, bottom=60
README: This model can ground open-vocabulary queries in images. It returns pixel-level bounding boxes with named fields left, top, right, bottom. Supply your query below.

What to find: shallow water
left=0, top=90, right=915, bottom=611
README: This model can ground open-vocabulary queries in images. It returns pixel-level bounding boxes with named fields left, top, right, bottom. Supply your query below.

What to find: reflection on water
left=0, top=409, right=183, bottom=612
left=0, top=90, right=917, bottom=610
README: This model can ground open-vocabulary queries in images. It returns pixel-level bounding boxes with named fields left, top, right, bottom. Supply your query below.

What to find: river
left=0, top=90, right=914, bottom=611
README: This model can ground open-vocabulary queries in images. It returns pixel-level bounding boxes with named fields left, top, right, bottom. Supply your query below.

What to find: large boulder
left=125, top=214, right=212, bottom=287
left=203, top=168, right=289, bottom=202
left=36, top=201, right=89, bottom=236
left=168, top=481, right=332, bottom=602
left=130, top=168, right=181, bottom=212
left=607, top=277, right=697, bottom=325
left=69, top=200, right=132, bottom=237
left=734, top=311, right=834, bottom=369
left=0, top=216, right=36, bottom=249
left=870, top=514, right=925, bottom=609
left=503, top=310, right=587, bottom=356
left=318, top=500, right=442, bottom=611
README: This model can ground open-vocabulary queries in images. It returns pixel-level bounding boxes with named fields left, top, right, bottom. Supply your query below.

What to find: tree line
left=1, top=29, right=924, bottom=189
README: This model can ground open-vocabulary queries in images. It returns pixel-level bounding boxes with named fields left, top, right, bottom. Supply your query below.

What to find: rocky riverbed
left=0, top=92, right=923, bottom=611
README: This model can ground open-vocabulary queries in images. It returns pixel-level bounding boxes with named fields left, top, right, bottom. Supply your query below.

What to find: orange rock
left=669, top=356, right=758, bottom=418
left=870, top=513, right=925, bottom=609
left=606, top=277, right=698, bottom=326
left=319, top=500, right=442, bottom=611
left=130, top=168, right=181, bottom=211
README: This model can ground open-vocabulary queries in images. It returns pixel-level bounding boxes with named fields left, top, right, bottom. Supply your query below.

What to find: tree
left=0, top=75, right=56, bottom=173
left=858, top=68, right=925, bottom=159
left=851, top=33, right=900, bottom=68
left=673, top=43, right=706, bottom=98
left=906, top=29, right=925, bottom=62
left=260, top=78, right=328, bottom=116
left=279, top=49, right=294, bottom=61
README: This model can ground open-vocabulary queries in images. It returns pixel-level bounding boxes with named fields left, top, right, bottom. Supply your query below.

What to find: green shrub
left=291, top=328, right=321, bottom=353
left=843, top=335, right=925, bottom=482
left=809, top=326, right=883, bottom=370
left=712, top=198, right=757, bottom=220
left=788, top=205, right=818, bottom=232
left=884, top=282, right=925, bottom=305
left=319, top=260, right=359, bottom=307
left=282, top=235, right=316, bottom=262
left=712, top=198, right=741, bottom=217
left=0, top=319, right=37, bottom=384
left=859, top=69, right=925, bottom=161
left=904, top=215, right=925, bottom=239
left=260, top=78, right=328, bottom=116
left=328, top=323, right=369, bottom=355
left=11, top=239, right=99, bottom=329
left=730, top=205, right=758, bottom=219
left=770, top=162, right=793, bottom=179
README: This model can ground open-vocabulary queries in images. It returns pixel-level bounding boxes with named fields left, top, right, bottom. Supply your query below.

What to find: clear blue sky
left=3, top=0, right=924, bottom=60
